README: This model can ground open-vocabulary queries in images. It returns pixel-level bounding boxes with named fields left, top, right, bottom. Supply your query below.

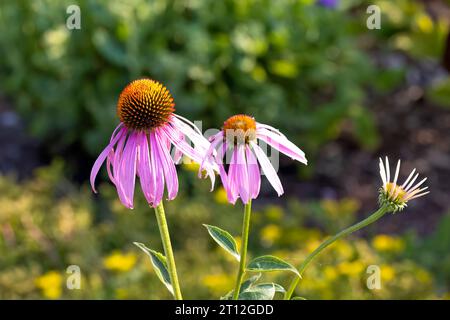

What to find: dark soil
left=0, top=98, right=42, bottom=179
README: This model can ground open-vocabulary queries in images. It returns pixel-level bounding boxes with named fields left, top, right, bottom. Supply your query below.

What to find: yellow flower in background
left=306, top=239, right=322, bottom=253
left=260, top=224, right=281, bottom=246
left=372, top=234, right=405, bottom=253
left=214, top=187, right=228, bottom=205
left=337, top=261, right=365, bottom=276
left=103, top=251, right=137, bottom=272
left=334, top=241, right=354, bottom=260
left=265, top=206, right=284, bottom=221
left=35, top=271, right=63, bottom=299
left=380, top=264, right=396, bottom=282
left=324, top=266, right=338, bottom=281
left=321, top=198, right=359, bottom=221
left=202, top=274, right=234, bottom=296
left=415, top=13, right=433, bottom=33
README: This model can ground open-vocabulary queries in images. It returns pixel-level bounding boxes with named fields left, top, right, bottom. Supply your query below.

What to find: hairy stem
left=232, top=200, right=252, bottom=300
left=154, top=202, right=183, bottom=300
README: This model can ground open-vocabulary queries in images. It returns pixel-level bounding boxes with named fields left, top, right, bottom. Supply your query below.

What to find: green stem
left=232, top=199, right=252, bottom=300
left=284, top=205, right=390, bottom=300
left=154, top=202, right=183, bottom=300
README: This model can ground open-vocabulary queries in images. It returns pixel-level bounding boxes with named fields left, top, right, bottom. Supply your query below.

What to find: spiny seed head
left=117, top=78, right=175, bottom=130
left=222, top=114, right=257, bottom=145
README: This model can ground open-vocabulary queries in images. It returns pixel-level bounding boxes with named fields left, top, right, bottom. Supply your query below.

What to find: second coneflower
left=202, top=114, right=307, bottom=300
left=202, top=114, right=307, bottom=205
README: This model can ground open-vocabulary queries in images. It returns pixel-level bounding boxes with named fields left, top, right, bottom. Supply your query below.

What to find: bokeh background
left=0, top=0, right=449, bottom=299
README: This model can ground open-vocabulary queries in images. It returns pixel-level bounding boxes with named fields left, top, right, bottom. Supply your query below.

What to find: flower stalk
left=154, top=202, right=183, bottom=300
left=284, top=205, right=390, bottom=300
left=232, top=200, right=252, bottom=300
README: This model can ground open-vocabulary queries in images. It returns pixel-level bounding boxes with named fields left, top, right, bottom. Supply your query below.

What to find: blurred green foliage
left=0, top=0, right=379, bottom=162
left=0, top=0, right=449, bottom=300
left=0, top=163, right=448, bottom=299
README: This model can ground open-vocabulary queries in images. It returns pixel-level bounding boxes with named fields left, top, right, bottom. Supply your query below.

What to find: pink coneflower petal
left=201, top=131, right=223, bottom=171
left=90, top=124, right=125, bottom=193
left=136, top=132, right=155, bottom=204
left=171, top=116, right=211, bottom=154
left=256, top=123, right=285, bottom=137
left=257, top=128, right=307, bottom=164
left=246, top=145, right=260, bottom=199
left=162, top=124, right=216, bottom=190
left=149, top=131, right=165, bottom=206
left=250, top=141, right=284, bottom=196
left=227, top=148, right=240, bottom=204
left=116, top=132, right=138, bottom=208
left=236, top=144, right=250, bottom=204
left=154, top=130, right=179, bottom=201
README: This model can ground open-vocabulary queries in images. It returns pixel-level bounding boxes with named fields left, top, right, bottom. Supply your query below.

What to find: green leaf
left=203, top=224, right=240, bottom=261
left=291, top=296, right=307, bottom=300
left=253, top=283, right=285, bottom=293
left=133, top=242, right=173, bottom=296
left=240, top=274, right=262, bottom=292
left=247, top=255, right=300, bottom=276
left=239, top=283, right=276, bottom=300
left=220, top=274, right=261, bottom=300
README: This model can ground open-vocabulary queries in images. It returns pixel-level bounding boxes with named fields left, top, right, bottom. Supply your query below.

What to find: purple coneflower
left=90, top=78, right=216, bottom=209
left=203, top=114, right=307, bottom=204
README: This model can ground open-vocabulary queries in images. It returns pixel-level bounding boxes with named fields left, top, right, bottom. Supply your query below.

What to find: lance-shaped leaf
left=220, top=274, right=261, bottom=300
left=203, top=224, right=240, bottom=261
left=291, top=296, right=307, bottom=300
left=247, top=255, right=300, bottom=276
left=133, top=242, right=174, bottom=296
left=253, top=283, right=285, bottom=293
left=239, top=283, right=276, bottom=300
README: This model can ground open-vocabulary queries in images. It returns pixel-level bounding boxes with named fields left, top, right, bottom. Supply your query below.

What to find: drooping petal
left=236, top=144, right=250, bottom=204
left=200, top=131, right=223, bottom=173
left=154, top=129, right=179, bottom=200
left=226, top=147, right=240, bottom=204
left=214, top=141, right=233, bottom=201
left=90, top=125, right=126, bottom=193
left=149, top=131, right=165, bottom=207
left=250, top=141, right=284, bottom=196
left=136, top=132, right=155, bottom=204
left=115, top=131, right=138, bottom=208
left=256, top=123, right=286, bottom=137
left=171, top=115, right=210, bottom=151
left=257, top=128, right=307, bottom=164
left=161, top=123, right=216, bottom=189
left=246, top=145, right=261, bottom=199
